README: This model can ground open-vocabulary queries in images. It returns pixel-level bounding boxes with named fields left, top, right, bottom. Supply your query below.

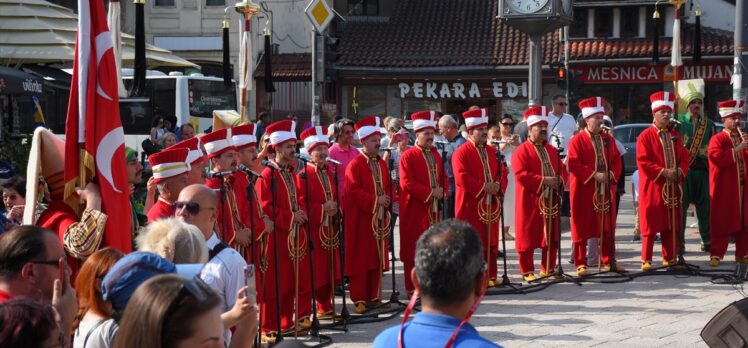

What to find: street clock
left=499, top=0, right=574, bottom=35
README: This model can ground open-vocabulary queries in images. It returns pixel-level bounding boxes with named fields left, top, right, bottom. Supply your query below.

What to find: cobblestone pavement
left=287, top=181, right=746, bottom=347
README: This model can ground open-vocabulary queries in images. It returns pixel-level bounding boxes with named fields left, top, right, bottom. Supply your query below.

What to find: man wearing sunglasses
left=0, top=226, right=78, bottom=346
left=175, top=184, right=256, bottom=348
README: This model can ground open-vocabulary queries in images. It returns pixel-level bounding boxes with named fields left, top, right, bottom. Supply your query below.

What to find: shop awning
left=0, top=0, right=198, bottom=68
left=0, top=66, right=43, bottom=95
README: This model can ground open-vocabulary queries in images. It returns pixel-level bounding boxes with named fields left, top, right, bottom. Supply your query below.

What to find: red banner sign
left=577, top=63, right=733, bottom=84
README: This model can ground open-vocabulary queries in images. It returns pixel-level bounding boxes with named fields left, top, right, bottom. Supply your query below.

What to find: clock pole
left=528, top=34, right=543, bottom=106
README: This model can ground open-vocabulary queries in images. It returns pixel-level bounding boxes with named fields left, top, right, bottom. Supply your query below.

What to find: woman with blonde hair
left=136, top=218, right=208, bottom=264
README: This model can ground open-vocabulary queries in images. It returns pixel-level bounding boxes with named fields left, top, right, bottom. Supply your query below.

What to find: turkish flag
left=63, top=0, right=132, bottom=253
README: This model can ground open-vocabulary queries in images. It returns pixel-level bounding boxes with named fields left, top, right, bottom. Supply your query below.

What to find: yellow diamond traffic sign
left=305, top=0, right=333, bottom=32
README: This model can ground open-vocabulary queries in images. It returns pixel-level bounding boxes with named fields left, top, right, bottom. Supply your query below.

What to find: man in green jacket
left=677, top=85, right=716, bottom=253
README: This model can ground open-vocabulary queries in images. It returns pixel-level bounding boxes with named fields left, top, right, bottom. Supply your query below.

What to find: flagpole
left=235, top=0, right=262, bottom=123
left=670, top=0, right=685, bottom=114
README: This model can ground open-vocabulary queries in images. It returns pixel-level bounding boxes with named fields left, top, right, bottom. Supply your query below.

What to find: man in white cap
left=145, top=147, right=190, bottom=222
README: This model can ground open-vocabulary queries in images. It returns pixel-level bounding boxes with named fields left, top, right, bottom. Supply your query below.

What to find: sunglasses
left=165, top=277, right=212, bottom=316
left=173, top=201, right=215, bottom=215
left=555, top=102, right=568, bottom=106
left=501, top=122, right=514, bottom=126
left=29, top=259, right=60, bottom=267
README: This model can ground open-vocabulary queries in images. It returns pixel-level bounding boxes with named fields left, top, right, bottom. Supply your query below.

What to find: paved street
left=293, top=179, right=747, bottom=347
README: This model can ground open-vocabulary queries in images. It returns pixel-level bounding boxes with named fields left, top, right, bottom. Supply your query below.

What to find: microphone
left=294, top=153, right=312, bottom=162
left=208, top=170, right=235, bottom=178
left=433, top=140, right=449, bottom=145
left=601, top=125, right=612, bottom=132
left=669, top=118, right=682, bottom=125
left=489, top=140, right=507, bottom=145
left=326, top=158, right=342, bottom=165
left=261, top=159, right=280, bottom=171
left=382, top=147, right=397, bottom=152
left=237, top=164, right=261, bottom=177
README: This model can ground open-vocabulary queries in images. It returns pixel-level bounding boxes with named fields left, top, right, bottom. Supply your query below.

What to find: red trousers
left=349, top=270, right=381, bottom=303
left=403, top=260, right=415, bottom=293
left=711, top=229, right=748, bottom=260
left=573, top=231, right=614, bottom=268
left=315, top=283, right=333, bottom=313
left=641, top=231, right=677, bottom=262
left=518, top=247, right=557, bottom=275
left=261, top=291, right=311, bottom=333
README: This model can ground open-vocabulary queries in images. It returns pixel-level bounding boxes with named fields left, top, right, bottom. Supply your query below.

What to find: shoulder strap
left=209, top=242, right=230, bottom=260
left=82, top=319, right=107, bottom=348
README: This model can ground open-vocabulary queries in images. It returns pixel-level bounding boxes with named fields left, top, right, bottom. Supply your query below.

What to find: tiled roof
left=336, top=0, right=733, bottom=69
left=254, top=52, right=311, bottom=80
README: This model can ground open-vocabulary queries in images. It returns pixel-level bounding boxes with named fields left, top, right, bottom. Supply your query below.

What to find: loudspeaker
left=701, top=297, right=748, bottom=347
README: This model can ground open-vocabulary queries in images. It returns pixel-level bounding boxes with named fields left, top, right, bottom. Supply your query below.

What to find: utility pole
left=734, top=0, right=748, bottom=101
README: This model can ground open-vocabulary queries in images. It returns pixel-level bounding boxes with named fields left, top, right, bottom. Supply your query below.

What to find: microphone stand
left=672, top=132, right=699, bottom=271
left=267, top=162, right=283, bottom=343
left=243, top=171, right=259, bottom=348
left=551, top=135, right=580, bottom=285
left=496, top=147, right=522, bottom=290
left=331, top=161, right=350, bottom=329
left=386, top=150, right=401, bottom=304
left=297, top=157, right=322, bottom=337
left=438, top=143, right=449, bottom=220
left=602, top=131, right=628, bottom=278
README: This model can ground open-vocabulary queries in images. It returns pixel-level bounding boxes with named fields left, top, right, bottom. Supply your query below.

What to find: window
left=595, top=8, right=613, bottom=38
left=206, top=0, right=224, bottom=6
left=348, top=0, right=379, bottom=16
left=620, top=7, right=640, bottom=38
left=569, top=9, right=588, bottom=38
left=154, top=0, right=175, bottom=6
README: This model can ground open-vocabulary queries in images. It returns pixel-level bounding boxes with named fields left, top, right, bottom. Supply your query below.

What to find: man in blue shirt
left=373, top=220, right=501, bottom=348
left=437, top=115, right=466, bottom=219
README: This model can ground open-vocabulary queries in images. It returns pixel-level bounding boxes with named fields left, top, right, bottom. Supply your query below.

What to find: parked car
left=613, top=123, right=649, bottom=176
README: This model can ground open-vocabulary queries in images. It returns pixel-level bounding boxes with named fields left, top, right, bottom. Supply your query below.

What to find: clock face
left=507, top=0, right=550, bottom=14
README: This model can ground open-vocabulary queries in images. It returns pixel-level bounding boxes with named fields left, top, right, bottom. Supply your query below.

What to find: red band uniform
left=344, top=116, right=392, bottom=312
left=145, top=147, right=190, bottom=222
left=567, top=97, right=623, bottom=273
left=708, top=100, right=748, bottom=264
left=398, top=110, right=448, bottom=294
left=452, top=108, right=507, bottom=284
left=255, top=120, right=312, bottom=333
left=636, top=91, right=690, bottom=268
left=513, top=106, right=565, bottom=280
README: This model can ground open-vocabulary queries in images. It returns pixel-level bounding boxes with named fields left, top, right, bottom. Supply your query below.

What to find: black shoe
left=700, top=244, right=710, bottom=252
left=632, top=235, right=641, bottom=242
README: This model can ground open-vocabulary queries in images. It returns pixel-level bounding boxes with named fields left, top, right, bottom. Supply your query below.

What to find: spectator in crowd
left=136, top=218, right=208, bottom=264
left=497, top=115, right=520, bottom=240
left=150, top=117, right=164, bottom=144
left=88, top=251, right=202, bottom=347
left=255, top=111, right=270, bottom=140
left=382, top=117, right=409, bottom=227
left=0, top=297, right=64, bottom=348
left=160, top=131, right=178, bottom=149
left=163, top=115, right=179, bottom=140
left=437, top=114, right=466, bottom=219
left=113, top=274, right=223, bottom=348
left=0, top=226, right=77, bottom=343
left=328, top=118, right=358, bottom=203
left=373, top=220, right=500, bottom=347
left=2, top=176, right=27, bottom=227
left=180, top=122, right=196, bottom=140
left=73, top=247, right=124, bottom=348
left=380, top=116, right=394, bottom=149
left=176, top=184, right=256, bottom=348
left=125, top=147, right=147, bottom=235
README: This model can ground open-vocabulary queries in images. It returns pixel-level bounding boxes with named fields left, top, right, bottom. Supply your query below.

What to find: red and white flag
left=64, top=0, right=132, bottom=253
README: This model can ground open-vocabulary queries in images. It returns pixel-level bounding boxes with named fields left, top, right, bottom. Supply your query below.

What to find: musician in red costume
left=145, top=147, right=189, bottom=222
left=567, top=97, right=624, bottom=276
left=513, top=106, right=565, bottom=282
left=255, top=120, right=312, bottom=338
left=708, top=100, right=748, bottom=266
left=399, top=110, right=448, bottom=295
left=24, top=128, right=107, bottom=277
left=452, top=108, right=507, bottom=287
left=344, top=116, right=392, bottom=313
left=168, top=136, right=208, bottom=185
left=297, top=126, right=341, bottom=318
left=636, top=91, right=689, bottom=271
left=200, top=128, right=253, bottom=258
left=232, top=124, right=271, bottom=268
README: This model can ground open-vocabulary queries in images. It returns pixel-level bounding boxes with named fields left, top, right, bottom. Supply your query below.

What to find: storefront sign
left=577, top=63, right=732, bottom=84
left=398, top=81, right=528, bottom=99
